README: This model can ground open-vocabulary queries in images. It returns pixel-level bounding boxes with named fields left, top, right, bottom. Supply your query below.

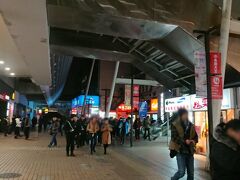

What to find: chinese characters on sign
left=210, top=52, right=223, bottom=99
left=210, top=52, right=221, bottom=75
left=211, top=76, right=223, bottom=99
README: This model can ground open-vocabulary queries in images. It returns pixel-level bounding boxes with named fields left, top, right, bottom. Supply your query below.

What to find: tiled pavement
left=0, top=133, right=210, bottom=180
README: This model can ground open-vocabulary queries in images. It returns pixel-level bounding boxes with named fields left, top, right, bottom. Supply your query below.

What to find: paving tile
left=0, top=134, right=209, bottom=180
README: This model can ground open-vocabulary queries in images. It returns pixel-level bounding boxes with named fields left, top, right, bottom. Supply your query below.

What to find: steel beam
left=51, top=45, right=133, bottom=63
left=115, top=78, right=161, bottom=86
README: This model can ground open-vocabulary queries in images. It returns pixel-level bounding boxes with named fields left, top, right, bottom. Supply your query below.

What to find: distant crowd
left=0, top=114, right=155, bottom=156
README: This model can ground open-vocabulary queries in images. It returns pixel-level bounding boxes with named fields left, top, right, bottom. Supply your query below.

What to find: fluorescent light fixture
left=0, top=60, right=4, bottom=64
left=5, top=67, right=10, bottom=71
left=10, top=73, right=15, bottom=76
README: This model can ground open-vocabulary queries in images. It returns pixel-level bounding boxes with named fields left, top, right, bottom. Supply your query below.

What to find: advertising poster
left=125, top=85, right=131, bottom=106
left=139, top=101, right=148, bottom=118
left=210, top=52, right=221, bottom=75
left=194, top=51, right=207, bottom=97
left=211, top=76, right=223, bottom=99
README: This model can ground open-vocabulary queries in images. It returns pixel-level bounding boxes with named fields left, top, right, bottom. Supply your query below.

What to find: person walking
left=170, top=108, right=198, bottom=180
left=210, top=119, right=240, bottom=180
left=24, top=116, right=31, bottom=140
left=87, top=116, right=99, bottom=154
left=101, top=119, right=112, bottom=154
left=48, top=117, right=59, bottom=147
left=64, top=115, right=77, bottom=156
left=76, top=115, right=87, bottom=147
left=143, top=116, right=151, bottom=141
left=133, top=118, right=142, bottom=140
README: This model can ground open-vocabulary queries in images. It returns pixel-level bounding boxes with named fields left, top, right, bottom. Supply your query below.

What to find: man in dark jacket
left=64, top=115, right=77, bottom=156
left=211, top=119, right=240, bottom=180
left=170, top=109, right=198, bottom=180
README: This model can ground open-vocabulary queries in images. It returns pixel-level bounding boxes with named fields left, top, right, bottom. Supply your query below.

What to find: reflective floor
left=0, top=133, right=210, bottom=180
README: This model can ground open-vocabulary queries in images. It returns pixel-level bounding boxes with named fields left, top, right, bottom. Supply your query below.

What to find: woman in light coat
left=101, top=119, right=112, bottom=154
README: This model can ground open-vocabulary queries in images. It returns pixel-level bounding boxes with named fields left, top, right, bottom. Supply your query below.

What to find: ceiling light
left=0, top=61, right=4, bottom=64
left=5, top=67, right=10, bottom=71
left=10, top=73, right=15, bottom=76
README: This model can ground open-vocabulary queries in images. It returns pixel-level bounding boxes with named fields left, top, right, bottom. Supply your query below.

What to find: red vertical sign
left=211, top=76, right=223, bottom=99
left=210, top=52, right=221, bottom=75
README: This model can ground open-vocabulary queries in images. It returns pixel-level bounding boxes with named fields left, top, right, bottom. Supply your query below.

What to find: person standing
left=87, top=116, right=99, bottom=154
left=48, top=117, right=59, bottom=147
left=119, top=118, right=126, bottom=144
left=133, top=118, right=142, bottom=140
left=24, top=116, right=31, bottom=140
left=14, top=116, right=21, bottom=139
left=170, top=109, right=198, bottom=180
left=143, top=116, right=151, bottom=141
left=64, top=115, right=77, bottom=156
left=101, top=119, right=112, bottom=154
left=211, top=120, right=240, bottom=180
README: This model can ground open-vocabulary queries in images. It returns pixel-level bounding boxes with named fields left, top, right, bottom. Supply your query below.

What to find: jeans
left=171, top=153, right=194, bottom=180
left=49, top=133, right=57, bottom=146
left=90, top=133, right=97, bottom=154
left=66, top=133, right=75, bottom=155
left=135, top=129, right=140, bottom=140
left=144, top=128, right=151, bottom=140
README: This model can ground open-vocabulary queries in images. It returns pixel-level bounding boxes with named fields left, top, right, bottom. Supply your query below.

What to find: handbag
left=170, top=150, right=177, bottom=158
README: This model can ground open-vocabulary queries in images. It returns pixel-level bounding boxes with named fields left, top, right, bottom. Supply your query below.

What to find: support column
left=212, top=0, right=232, bottom=129
left=157, top=93, right=161, bottom=120
left=82, top=59, right=95, bottom=115
left=105, top=61, right=120, bottom=118
left=130, top=71, right=134, bottom=147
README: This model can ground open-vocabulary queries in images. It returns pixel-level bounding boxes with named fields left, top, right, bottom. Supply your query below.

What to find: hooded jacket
left=211, top=123, right=240, bottom=180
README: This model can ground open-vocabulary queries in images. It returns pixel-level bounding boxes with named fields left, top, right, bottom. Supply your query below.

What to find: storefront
left=165, top=88, right=235, bottom=155
left=116, top=103, right=131, bottom=119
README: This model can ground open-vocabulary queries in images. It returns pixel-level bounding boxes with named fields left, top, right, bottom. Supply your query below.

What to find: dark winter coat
left=169, top=119, right=198, bottom=154
left=211, top=123, right=240, bottom=180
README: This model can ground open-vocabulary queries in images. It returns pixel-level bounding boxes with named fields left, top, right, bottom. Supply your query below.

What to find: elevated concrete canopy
left=0, top=0, right=51, bottom=86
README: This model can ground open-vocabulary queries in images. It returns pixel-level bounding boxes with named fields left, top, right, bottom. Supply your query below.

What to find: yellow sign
left=151, top=99, right=158, bottom=111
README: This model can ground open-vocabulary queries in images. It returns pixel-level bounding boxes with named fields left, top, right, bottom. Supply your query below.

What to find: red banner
left=210, top=52, right=221, bottom=75
left=211, top=76, right=223, bottom=99
left=133, top=85, right=139, bottom=97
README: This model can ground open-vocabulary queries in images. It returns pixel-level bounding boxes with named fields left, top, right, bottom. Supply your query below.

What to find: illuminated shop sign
left=165, top=96, right=191, bottom=112
left=165, top=89, right=233, bottom=112
left=72, top=95, right=100, bottom=108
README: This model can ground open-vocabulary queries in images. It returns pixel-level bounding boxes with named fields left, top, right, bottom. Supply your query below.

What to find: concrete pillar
left=105, top=61, right=120, bottom=118
left=212, top=0, right=232, bottom=130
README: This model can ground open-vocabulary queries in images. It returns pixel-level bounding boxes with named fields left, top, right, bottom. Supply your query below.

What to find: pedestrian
left=14, top=116, right=21, bottom=139
left=210, top=119, right=240, bottom=180
left=48, top=117, right=59, bottom=147
left=133, top=117, right=142, bottom=140
left=170, top=108, right=198, bottom=180
left=24, top=115, right=31, bottom=140
left=118, top=118, right=125, bottom=144
left=87, top=116, right=99, bottom=154
left=76, top=115, right=87, bottom=147
left=101, top=119, right=112, bottom=154
left=143, top=116, right=151, bottom=141
left=64, top=115, right=77, bottom=156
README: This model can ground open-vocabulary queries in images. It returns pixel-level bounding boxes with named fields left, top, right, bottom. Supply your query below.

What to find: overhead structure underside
left=47, top=0, right=240, bottom=96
